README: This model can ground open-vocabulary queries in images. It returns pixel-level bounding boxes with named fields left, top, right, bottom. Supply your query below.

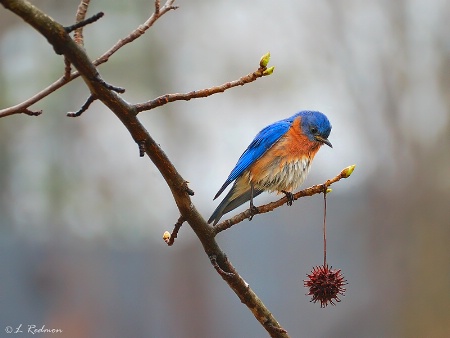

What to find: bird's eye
left=310, top=127, right=318, bottom=134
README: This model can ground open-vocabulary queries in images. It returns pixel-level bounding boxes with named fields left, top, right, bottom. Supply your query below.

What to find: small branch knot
left=138, top=141, right=146, bottom=157
left=209, top=255, right=234, bottom=278
left=23, top=108, right=42, bottom=116
left=183, top=181, right=195, bottom=196
left=95, top=77, right=125, bottom=93
left=266, top=322, right=288, bottom=334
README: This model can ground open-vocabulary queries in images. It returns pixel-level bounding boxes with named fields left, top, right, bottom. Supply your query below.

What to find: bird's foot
left=248, top=203, right=259, bottom=221
left=282, top=191, right=294, bottom=206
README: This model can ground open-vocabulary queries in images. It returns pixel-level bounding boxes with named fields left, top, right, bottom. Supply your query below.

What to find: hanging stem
left=323, top=188, right=328, bottom=267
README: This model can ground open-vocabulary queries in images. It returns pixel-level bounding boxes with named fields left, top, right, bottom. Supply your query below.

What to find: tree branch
left=0, top=0, right=177, bottom=118
left=213, top=165, right=356, bottom=235
left=0, top=77, right=69, bottom=118
left=134, top=65, right=273, bottom=113
left=0, top=1, right=289, bottom=336
left=93, top=0, right=179, bottom=66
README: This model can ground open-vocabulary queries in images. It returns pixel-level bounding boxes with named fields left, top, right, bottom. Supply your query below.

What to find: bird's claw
left=282, top=191, right=294, bottom=206
left=248, top=204, right=259, bottom=221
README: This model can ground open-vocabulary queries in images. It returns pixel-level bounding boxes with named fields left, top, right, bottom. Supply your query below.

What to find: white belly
left=252, top=157, right=312, bottom=192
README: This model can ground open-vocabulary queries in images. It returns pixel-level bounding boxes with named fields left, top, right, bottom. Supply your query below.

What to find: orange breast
left=275, top=116, right=321, bottom=159
left=247, top=116, right=321, bottom=192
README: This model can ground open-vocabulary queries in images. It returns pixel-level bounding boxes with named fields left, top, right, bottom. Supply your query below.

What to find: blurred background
left=1, top=0, right=449, bottom=337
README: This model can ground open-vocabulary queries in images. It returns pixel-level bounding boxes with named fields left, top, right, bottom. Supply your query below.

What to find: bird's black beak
left=314, top=135, right=333, bottom=148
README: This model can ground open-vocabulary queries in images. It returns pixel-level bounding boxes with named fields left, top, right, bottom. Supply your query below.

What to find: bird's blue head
left=298, top=111, right=332, bottom=148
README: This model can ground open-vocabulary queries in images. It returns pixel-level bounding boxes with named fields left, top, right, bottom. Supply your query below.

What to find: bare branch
left=93, top=0, right=178, bottom=66
left=0, top=0, right=177, bottom=118
left=134, top=64, right=273, bottom=113
left=213, top=165, right=356, bottom=235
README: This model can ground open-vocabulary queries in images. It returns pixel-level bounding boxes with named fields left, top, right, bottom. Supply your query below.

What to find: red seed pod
left=304, top=264, right=347, bottom=308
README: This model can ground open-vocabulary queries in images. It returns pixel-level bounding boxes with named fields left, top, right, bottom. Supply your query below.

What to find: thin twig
left=154, top=0, right=161, bottom=14
left=93, top=0, right=178, bottom=65
left=213, top=165, right=356, bottom=235
left=64, top=12, right=104, bottom=34
left=134, top=65, right=271, bottom=113
left=164, top=216, right=185, bottom=246
left=0, top=77, right=69, bottom=118
left=74, top=0, right=91, bottom=46
left=67, top=95, right=96, bottom=117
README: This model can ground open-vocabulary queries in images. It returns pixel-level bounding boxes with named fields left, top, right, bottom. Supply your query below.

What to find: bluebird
left=208, top=110, right=332, bottom=225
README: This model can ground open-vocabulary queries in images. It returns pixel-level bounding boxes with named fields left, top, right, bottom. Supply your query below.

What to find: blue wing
left=213, top=117, right=294, bottom=200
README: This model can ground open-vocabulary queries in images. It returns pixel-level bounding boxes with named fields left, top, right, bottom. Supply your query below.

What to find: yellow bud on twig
left=262, top=66, right=275, bottom=76
left=163, top=231, right=171, bottom=244
left=259, top=52, right=271, bottom=68
left=341, top=165, right=356, bottom=178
